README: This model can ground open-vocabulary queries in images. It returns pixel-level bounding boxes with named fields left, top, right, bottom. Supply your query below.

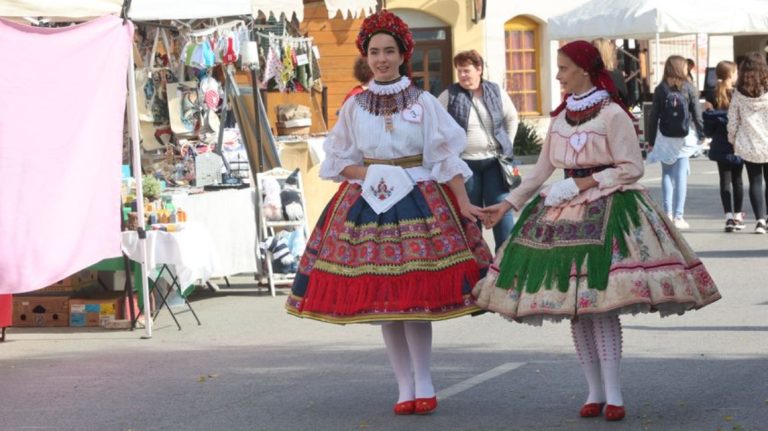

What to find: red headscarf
left=551, top=40, right=633, bottom=119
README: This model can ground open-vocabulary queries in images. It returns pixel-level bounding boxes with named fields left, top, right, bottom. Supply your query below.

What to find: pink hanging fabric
left=0, top=16, right=133, bottom=294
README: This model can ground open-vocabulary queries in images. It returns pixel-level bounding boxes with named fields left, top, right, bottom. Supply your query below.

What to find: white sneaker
left=673, top=217, right=690, bottom=230
left=756, top=220, right=766, bottom=234
left=666, top=213, right=674, bottom=221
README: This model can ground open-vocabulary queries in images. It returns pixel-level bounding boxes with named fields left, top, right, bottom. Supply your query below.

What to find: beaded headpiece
left=356, top=10, right=415, bottom=63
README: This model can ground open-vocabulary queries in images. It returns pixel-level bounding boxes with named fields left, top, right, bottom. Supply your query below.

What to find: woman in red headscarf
left=477, top=41, right=721, bottom=421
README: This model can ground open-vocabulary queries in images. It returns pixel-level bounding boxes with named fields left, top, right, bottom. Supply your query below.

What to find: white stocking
left=592, top=314, right=624, bottom=407
left=403, top=321, right=435, bottom=399
left=381, top=322, right=415, bottom=402
left=571, top=317, right=605, bottom=404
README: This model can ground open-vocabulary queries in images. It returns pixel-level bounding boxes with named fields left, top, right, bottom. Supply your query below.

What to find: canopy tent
left=548, top=0, right=768, bottom=86
left=548, top=0, right=768, bottom=40
left=0, top=0, right=375, bottom=338
left=0, top=0, right=376, bottom=21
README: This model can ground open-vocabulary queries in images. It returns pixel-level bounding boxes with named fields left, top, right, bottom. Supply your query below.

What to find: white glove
left=543, top=178, right=580, bottom=207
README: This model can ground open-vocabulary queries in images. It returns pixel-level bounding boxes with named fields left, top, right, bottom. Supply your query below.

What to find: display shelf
left=255, top=167, right=309, bottom=296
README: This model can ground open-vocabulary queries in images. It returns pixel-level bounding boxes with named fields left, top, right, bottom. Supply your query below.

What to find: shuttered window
left=504, top=16, right=540, bottom=116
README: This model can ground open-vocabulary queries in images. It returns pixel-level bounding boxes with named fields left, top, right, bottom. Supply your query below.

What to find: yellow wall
left=301, top=1, right=368, bottom=130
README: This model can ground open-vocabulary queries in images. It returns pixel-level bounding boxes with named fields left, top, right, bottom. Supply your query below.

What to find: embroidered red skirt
left=285, top=181, right=492, bottom=324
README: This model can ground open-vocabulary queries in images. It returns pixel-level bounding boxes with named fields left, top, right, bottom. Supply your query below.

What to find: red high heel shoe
left=393, top=400, right=415, bottom=415
left=604, top=404, right=625, bottom=421
left=579, top=402, right=605, bottom=418
left=414, top=396, right=438, bottom=415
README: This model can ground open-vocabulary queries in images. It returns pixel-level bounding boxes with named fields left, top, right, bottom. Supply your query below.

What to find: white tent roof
left=548, top=0, right=768, bottom=40
left=0, top=0, right=376, bottom=21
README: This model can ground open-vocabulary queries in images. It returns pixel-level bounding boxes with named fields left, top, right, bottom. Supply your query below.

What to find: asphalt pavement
left=1, top=157, right=767, bottom=431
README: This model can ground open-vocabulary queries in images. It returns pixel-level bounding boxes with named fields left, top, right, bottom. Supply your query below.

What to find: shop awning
left=0, top=0, right=376, bottom=21
left=548, top=0, right=768, bottom=40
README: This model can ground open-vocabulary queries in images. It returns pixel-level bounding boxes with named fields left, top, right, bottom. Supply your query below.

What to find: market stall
left=0, top=0, right=376, bottom=339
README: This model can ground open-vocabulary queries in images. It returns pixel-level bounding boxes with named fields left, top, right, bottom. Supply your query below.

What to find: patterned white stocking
left=403, top=321, right=435, bottom=399
left=571, top=317, right=606, bottom=404
left=381, top=322, right=415, bottom=402
left=592, top=314, right=624, bottom=406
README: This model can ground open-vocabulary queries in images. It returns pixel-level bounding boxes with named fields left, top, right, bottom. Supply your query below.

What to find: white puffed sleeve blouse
left=319, top=77, right=472, bottom=183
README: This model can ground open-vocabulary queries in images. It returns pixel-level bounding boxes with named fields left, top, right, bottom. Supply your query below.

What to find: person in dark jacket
left=438, top=49, right=519, bottom=250
left=703, top=60, right=745, bottom=232
left=646, top=55, right=705, bottom=229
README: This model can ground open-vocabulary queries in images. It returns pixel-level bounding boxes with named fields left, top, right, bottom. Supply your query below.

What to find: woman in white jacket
left=728, top=52, right=768, bottom=234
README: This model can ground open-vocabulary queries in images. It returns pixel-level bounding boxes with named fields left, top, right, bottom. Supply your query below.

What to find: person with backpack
left=646, top=55, right=705, bottom=229
left=703, top=60, right=746, bottom=232
left=727, top=52, right=768, bottom=234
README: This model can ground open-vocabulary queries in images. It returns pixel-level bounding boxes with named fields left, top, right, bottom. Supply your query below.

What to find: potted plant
left=513, top=121, right=542, bottom=162
left=142, top=175, right=162, bottom=201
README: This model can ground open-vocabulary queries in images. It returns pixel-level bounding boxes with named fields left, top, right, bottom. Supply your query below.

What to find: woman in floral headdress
left=285, top=10, right=492, bottom=415
left=477, top=40, right=720, bottom=421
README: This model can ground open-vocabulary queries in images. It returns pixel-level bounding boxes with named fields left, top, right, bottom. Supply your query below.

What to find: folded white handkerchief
left=361, top=164, right=414, bottom=214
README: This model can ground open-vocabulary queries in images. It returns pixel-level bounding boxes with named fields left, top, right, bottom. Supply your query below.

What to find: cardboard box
left=69, top=297, right=120, bottom=327
left=37, top=270, right=98, bottom=293
left=97, top=270, right=127, bottom=291
left=13, top=296, right=70, bottom=327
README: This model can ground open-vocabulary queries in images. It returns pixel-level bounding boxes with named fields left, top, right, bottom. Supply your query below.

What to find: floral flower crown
left=356, top=10, right=414, bottom=63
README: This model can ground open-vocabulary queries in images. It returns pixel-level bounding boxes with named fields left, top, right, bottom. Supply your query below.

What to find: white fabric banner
left=1, top=0, right=374, bottom=21
left=0, top=16, right=131, bottom=293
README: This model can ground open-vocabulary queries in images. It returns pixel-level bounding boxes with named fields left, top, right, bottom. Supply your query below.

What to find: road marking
left=437, top=362, right=525, bottom=400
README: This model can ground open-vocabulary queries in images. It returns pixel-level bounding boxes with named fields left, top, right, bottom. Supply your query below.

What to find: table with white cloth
left=166, top=188, right=258, bottom=279
left=121, top=222, right=218, bottom=329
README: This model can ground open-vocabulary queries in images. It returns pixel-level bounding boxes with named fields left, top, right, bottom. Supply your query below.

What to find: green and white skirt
left=472, top=190, right=720, bottom=325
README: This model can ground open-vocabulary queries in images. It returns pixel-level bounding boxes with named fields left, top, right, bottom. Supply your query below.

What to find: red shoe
left=579, top=402, right=605, bottom=418
left=414, top=396, right=438, bottom=415
left=604, top=404, right=625, bottom=421
left=393, top=400, right=415, bottom=415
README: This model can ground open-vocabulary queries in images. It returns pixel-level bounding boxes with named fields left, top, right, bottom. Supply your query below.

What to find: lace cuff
left=593, top=169, right=619, bottom=189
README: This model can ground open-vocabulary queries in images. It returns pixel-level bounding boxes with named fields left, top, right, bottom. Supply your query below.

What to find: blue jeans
left=464, top=157, right=514, bottom=249
left=661, top=157, right=690, bottom=218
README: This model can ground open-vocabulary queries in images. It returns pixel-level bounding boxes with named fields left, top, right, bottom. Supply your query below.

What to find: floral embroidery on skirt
left=286, top=181, right=492, bottom=324
left=473, top=190, right=720, bottom=325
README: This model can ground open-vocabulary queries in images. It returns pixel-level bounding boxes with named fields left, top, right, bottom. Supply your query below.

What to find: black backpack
left=658, top=82, right=691, bottom=138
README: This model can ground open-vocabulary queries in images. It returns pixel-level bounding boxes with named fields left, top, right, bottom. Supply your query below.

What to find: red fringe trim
left=299, top=259, right=480, bottom=316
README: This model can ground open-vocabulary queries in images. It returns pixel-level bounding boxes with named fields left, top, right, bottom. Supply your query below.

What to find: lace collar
left=356, top=76, right=423, bottom=117
left=368, top=76, right=411, bottom=95
left=566, top=87, right=610, bottom=112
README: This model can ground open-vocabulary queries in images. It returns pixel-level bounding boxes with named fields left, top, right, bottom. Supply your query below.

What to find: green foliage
left=513, top=121, right=542, bottom=156
left=142, top=175, right=162, bottom=199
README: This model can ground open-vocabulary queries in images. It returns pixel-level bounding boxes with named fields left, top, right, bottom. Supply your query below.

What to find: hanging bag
left=470, top=100, right=521, bottom=190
